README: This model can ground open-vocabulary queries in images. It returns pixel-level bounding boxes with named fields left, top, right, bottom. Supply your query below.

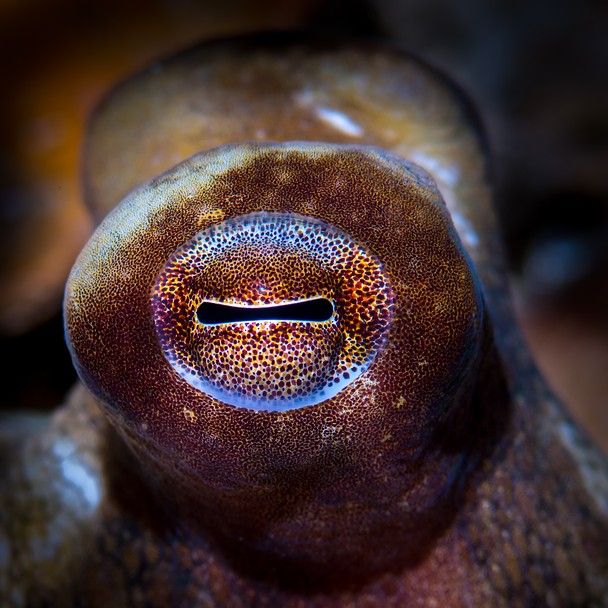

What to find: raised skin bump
left=65, top=142, right=486, bottom=586
left=2, top=35, right=607, bottom=607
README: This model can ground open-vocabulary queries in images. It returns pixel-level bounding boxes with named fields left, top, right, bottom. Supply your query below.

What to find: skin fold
left=1, top=34, right=607, bottom=607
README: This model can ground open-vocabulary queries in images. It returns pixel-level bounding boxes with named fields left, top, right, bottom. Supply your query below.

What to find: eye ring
left=152, top=211, right=394, bottom=411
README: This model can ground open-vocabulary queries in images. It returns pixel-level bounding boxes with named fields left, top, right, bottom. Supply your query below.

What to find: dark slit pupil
left=197, top=298, right=334, bottom=325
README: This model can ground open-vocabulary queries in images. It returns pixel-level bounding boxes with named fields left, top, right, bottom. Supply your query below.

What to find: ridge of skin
left=1, top=37, right=607, bottom=607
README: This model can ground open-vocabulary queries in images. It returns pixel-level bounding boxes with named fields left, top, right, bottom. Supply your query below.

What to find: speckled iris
left=152, top=212, right=393, bottom=411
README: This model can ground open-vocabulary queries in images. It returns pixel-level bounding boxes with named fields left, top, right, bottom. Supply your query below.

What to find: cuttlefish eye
left=152, top=212, right=393, bottom=411
left=65, top=143, right=484, bottom=566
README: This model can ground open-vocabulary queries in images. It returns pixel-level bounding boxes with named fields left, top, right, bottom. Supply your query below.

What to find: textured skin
left=2, top=35, right=608, bottom=607
left=65, top=143, right=485, bottom=584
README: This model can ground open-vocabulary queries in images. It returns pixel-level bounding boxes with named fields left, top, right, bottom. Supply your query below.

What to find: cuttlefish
left=1, top=34, right=607, bottom=607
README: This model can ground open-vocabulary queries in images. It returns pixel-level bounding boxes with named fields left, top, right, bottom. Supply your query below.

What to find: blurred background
left=0, top=0, right=606, bottom=450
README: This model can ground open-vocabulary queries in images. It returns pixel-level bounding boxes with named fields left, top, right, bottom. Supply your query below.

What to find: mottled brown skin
left=67, top=143, right=485, bottom=584
left=2, top=35, right=608, bottom=607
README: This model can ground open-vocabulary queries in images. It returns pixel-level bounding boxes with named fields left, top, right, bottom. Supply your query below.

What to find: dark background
left=0, top=0, right=606, bottom=449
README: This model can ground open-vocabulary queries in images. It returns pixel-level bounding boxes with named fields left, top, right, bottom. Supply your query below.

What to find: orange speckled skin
left=152, top=211, right=395, bottom=409
left=2, top=35, right=608, bottom=607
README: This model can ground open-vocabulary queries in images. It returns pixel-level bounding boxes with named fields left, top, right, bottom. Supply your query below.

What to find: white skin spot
left=406, top=151, right=478, bottom=249
left=321, top=425, right=342, bottom=439
left=408, top=150, right=460, bottom=187
left=53, top=439, right=102, bottom=510
left=315, top=107, right=364, bottom=138
left=60, top=459, right=101, bottom=508
left=294, top=90, right=363, bottom=137
left=451, top=211, right=480, bottom=249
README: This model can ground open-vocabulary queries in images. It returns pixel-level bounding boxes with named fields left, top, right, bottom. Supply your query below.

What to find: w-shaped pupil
left=197, top=298, right=334, bottom=326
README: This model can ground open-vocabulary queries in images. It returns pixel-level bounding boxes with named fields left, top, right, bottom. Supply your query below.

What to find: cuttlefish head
left=65, top=142, right=484, bottom=581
